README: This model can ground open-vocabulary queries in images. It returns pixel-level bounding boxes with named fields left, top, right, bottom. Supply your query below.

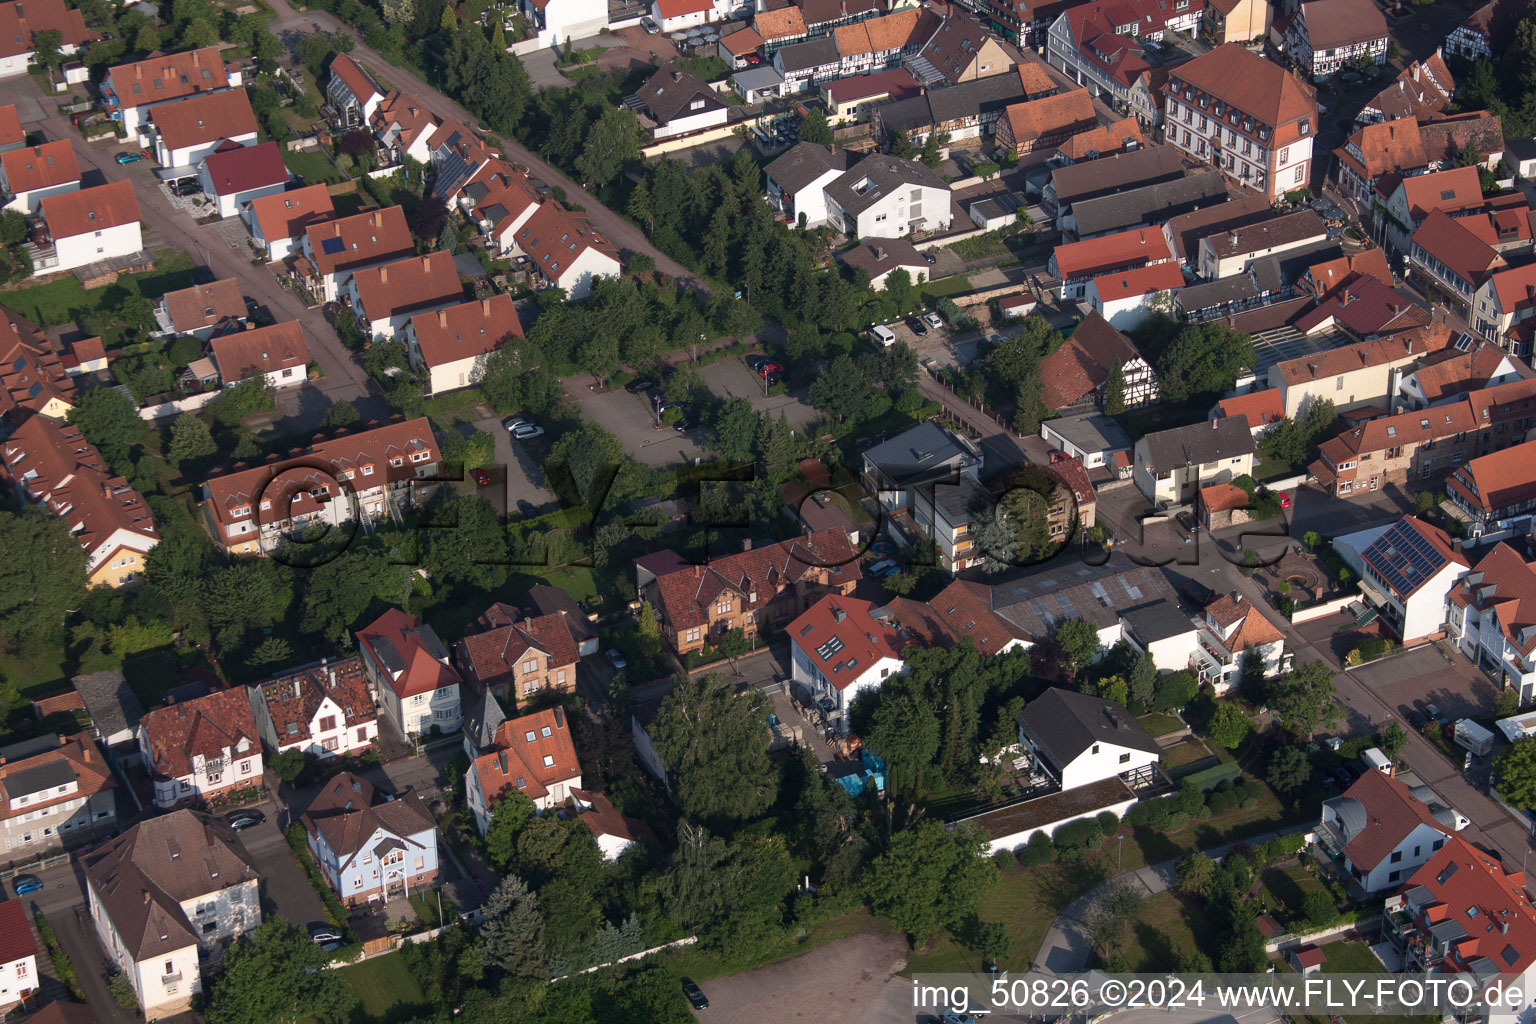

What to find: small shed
left=1288, top=944, right=1326, bottom=974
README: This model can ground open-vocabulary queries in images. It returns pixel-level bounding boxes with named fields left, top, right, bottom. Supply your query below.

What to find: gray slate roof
left=1048, top=144, right=1184, bottom=209
left=1177, top=274, right=1259, bottom=313
left=862, top=422, right=975, bottom=487
left=1017, top=687, right=1162, bottom=768
left=1122, top=599, right=1197, bottom=643
left=73, top=669, right=144, bottom=740
left=776, top=36, right=839, bottom=73
left=825, top=155, right=950, bottom=218
left=639, top=64, right=727, bottom=124
left=991, top=559, right=1178, bottom=636
left=1071, top=170, right=1228, bottom=239
left=926, top=73, right=1029, bottom=123
left=877, top=94, right=935, bottom=134
left=1139, top=417, right=1255, bottom=473
left=462, top=686, right=507, bottom=754
left=766, top=141, right=854, bottom=195
left=1043, top=413, right=1132, bottom=454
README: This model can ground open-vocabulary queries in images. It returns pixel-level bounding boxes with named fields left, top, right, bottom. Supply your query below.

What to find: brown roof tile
left=107, top=47, right=228, bottom=112
left=138, top=688, right=260, bottom=782
left=148, top=89, right=258, bottom=152
left=409, top=293, right=521, bottom=369
left=41, top=180, right=138, bottom=240
left=305, top=206, right=414, bottom=277
left=160, top=278, right=243, bottom=333
left=1, top=140, right=76, bottom=195
left=254, top=658, right=375, bottom=747
left=1001, top=88, right=1095, bottom=149
left=209, top=321, right=311, bottom=381
left=352, top=252, right=463, bottom=324
left=248, top=184, right=334, bottom=246
left=471, top=706, right=580, bottom=803
left=1038, top=310, right=1140, bottom=409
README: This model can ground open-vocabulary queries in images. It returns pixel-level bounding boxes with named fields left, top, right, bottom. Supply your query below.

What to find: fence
left=1292, top=594, right=1356, bottom=624
left=1264, top=913, right=1382, bottom=954
left=552, top=936, right=699, bottom=981
left=137, top=389, right=222, bottom=422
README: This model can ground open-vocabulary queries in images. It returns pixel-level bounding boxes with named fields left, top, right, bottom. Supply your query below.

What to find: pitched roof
left=1294, top=0, right=1388, bottom=50
left=1164, top=193, right=1275, bottom=261
left=351, top=252, right=463, bottom=323
left=248, top=183, right=335, bottom=244
left=301, top=771, right=435, bottom=864
left=1201, top=481, right=1251, bottom=513
left=1449, top=438, right=1536, bottom=517
left=638, top=64, right=727, bottom=124
left=0, top=897, right=35, bottom=969
left=918, top=11, right=1003, bottom=84
left=1411, top=209, right=1505, bottom=288
left=1017, top=687, right=1161, bottom=766
left=305, top=206, right=414, bottom=277
left=1001, top=88, right=1096, bottom=148
left=456, top=604, right=581, bottom=692
left=1, top=139, right=76, bottom=195
left=1139, top=416, right=1255, bottom=472
left=107, top=47, right=228, bottom=111
left=1301, top=247, right=1394, bottom=298
left=470, top=706, right=580, bottom=804
left=765, top=141, right=854, bottom=194
left=1052, top=226, right=1171, bottom=280
left=1203, top=210, right=1327, bottom=258
left=1397, top=165, right=1483, bottom=222
left=886, top=579, right=1026, bottom=657
left=409, top=294, right=521, bottom=369
left=1274, top=322, right=1450, bottom=385
left=755, top=4, right=807, bottom=40
left=1407, top=341, right=1519, bottom=404
left=1398, top=836, right=1536, bottom=975
left=840, top=236, right=928, bottom=278
left=1216, top=388, right=1284, bottom=430
left=1361, top=56, right=1454, bottom=122
left=1056, top=117, right=1144, bottom=161
left=1418, top=111, right=1504, bottom=167
left=149, top=89, right=258, bottom=153
left=515, top=200, right=619, bottom=284
left=370, top=90, right=439, bottom=151
left=1038, top=311, right=1141, bottom=409
left=209, top=321, right=311, bottom=382
left=1166, top=43, right=1317, bottom=134
left=254, top=657, right=375, bottom=746
left=0, top=0, right=91, bottom=59
left=42, top=180, right=138, bottom=240
left=1204, top=591, right=1285, bottom=650
left=573, top=789, right=648, bottom=851
left=160, top=278, right=244, bottom=334
left=823, top=67, right=921, bottom=104
left=1338, top=117, right=1426, bottom=182
left=357, top=608, right=460, bottom=699
left=328, top=53, right=382, bottom=106
left=200, top=140, right=286, bottom=196
left=1090, top=261, right=1184, bottom=302
left=787, top=594, right=904, bottom=689
left=0, top=732, right=114, bottom=823
left=0, top=104, right=21, bottom=149
left=138, top=687, right=259, bottom=782
left=23, top=1003, right=102, bottom=1024
left=1292, top=273, right=1431, bottom=336
left=80, top=809, right=259, bottom=959
left=655, top=0, right=713, bottom=16
left=992, top=557, right=1176, bottom=634
left=0, top=308, right=73, bottom=423
left=1360, top=515, right=1467, bottom=597
left=824, top=154, right=950, bottom=218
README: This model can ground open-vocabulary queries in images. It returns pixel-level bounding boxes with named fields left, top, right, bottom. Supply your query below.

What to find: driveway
left=50, top=905, right=141, bottom=1024
left=568, top=383, right=707, bottom=467
left=686, top=929, right=914, bottom=1024
left=700, top=358, right=819, bottom=430
left=1288, top=482, right=1415, bottom=541
left=231, top=816, right=333, bottom=931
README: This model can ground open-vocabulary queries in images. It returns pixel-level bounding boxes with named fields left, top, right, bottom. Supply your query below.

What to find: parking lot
left=700, top=358, right=820, bottom=430
left=473, top=410, right=557, bottom=514
left=570, top=382, right=708, bottom=467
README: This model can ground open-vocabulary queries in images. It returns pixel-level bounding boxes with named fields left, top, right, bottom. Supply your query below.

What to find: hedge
left=1053, top=818, right=1103, bottom=849
left=34, top=910, right=83, bottom=1001
left=1185, top=762, right=1243, bottom=792
left=284, top=822, right=354, bottom=936
left=1017, top=831, right=1055, bottom=866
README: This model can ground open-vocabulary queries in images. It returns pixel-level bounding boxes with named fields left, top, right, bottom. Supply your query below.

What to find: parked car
left=470, top=468, right=491, bottom=486
left=13, top=874, right=42, bottom=896
left=681, top=980, right=709, bottom=1010
left=625, top=378, right=657, bottom=393
left=1178, top=579, right=1215, bottom=607
left=941, top=1015, right=977, bottom=1024
left=906, top=317, right=927, bottom=337
left=640, top=14, right=659, bottom=31
left=226, top=809, right=265, bottom=831
left=867, top=558, right=898, bottom=577
left=1175, top=510, right=1198, bottom=535
left=511, top=423, right=544, bottom=440
left=115, top=151, right=144, bottom=164
left=922, top=312, right=942, bottom=329
left=502, top=416, right=531, bottom=431
left=1404, top=708, right=1428, bottom=730
left=606, top=649, right=628, bottom=671
left=923, top=251, right=937, bottom=264
left=673, top=416, right=696, bottom=432
left=756, top=362, right=783, bottom=378
left=745, top=354, right=769, bottom=371
left=172, top=178, right=201, bottom=196
left=1049, top=450, right=1071, bottom=463
left=308, top=924, right=343, bottom=945
left=1427, top=704, right=1450, bottom=726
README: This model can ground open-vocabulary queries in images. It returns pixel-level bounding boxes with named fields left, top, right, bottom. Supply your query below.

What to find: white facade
left=309, top=821, right=438, bottom=906
left=49, top=219, right=142, bottom=275
left=377, top=680, right=460, bottom=740
left=5, top=179, right=77, bottom=215
left=1034, top=730, right=1159, bottom=791
left=156, top=131, right=256, bottom=171
left=827, top=180, right=953, bottom=240
left=1163, top=93, right=1314, bottom=201
left=543, top=245, right=621, bottom=301
left=465, top=760, right=581, bottom=833
left=1121, top=616, right=1199, bottom=672
left=789, top=639, right=904, bottom=733
left=136, top=729, right=262, bottom=810
left=0, top=945, right=36, bottom=1014
left=196, top=170, right=287, bottom=219
left=1086, top=279, right=1177, bottom=331
left=1449, top=598, right=1536, bottom=704
left=346, top=277, right=461, bottom=342
left=651, top=0, right=720, bottom=32
left=652, top=101, right=729, bottom=141
left=1284, top=10, right=1387, bottom=78
left=251, top=693, right=377, bottom=760
left=1322, top=806, right=1451, bottom=892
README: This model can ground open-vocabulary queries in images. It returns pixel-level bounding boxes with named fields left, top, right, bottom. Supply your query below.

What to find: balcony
left=162, top=971, right=183, bottom=985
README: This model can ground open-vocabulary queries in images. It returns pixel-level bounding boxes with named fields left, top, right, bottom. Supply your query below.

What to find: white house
left=860, top=421, right=982, bottom=519
left=197, top=141, right=288, bottom=219
left=1015, top=687, right=1161, bottom=791
left=81, top=810, right=261, bottom=1020
left=155, top=278, right=245, bottom=341
left=104, top=47, right=234, bottom=137
left=1132, top=417, right=1255, bottom=506
left=136, top=688, right=263, bottom=810
left=1193, top=592, right=1288, bottom=692
left=765, top=141, right=852, bottom=229
left=517, top=0, right=610, bottom=49
left=347, top=252, right=465, bottom=342
left=1320, top=768, right=1462, bottom=893
left=244, top=184, right=335, bottom=262
left=301, top=772, right=438, bottom=907
left=249, top=657, right=378, bottom=761
left=633, top=64, right=730, bottom=141
left=787, top=595, right=906, bottom=734
left=1120, top=601, right=1200, bottom=673
left=512, top=200, right=621, bottom=301
left=574, top=790, right=645, bottom=861
left=1338, top=516, right=1468, bottom=645
left=357, top=609, right=462, bottom=739
left=1283, top=0, right=1389, bottom=78
left=0, top=899, right=36, bottom=1015
left=459, top=167, right=541, bottom=255
left=465, top=706, right=582, bottom=835
left=823, top=156, right=953, bottom=240
left=1448, top=542, right=1536, bottom=704
left=0, top=733, right=117, bottom=856
left=208, top=322, right=310, bottom=390
left=326, top=53, right=384, bottom=128
left=38, top=180, right=141, bottom=276
left=405, top=294, right=521, bottom=396
left=1, top=140, right=77, bottom=214
left=145, top=88, right=258, bottom=169
left=651, top=0, right=719, bottom=33
left=0, top=0, right=92, bottom=80
left=1085, top=262, right=1183, bottom=331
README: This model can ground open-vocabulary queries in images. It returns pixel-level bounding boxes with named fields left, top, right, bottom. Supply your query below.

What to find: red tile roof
left=1056, top=117, right=1143, bottom=161
left=160, top=278, right=243, bottom=333
left=471, top=706, right=580, bottom=804
left=1449, top=437, right=1536, bottom=518
left=1408, top=341, right=1520, bottom=404
left=149, top=89, right=257, bottom=152
left=1205, top=592, right=1284, bottom=651
left=514, top=201, right=620, bottom=286
left=754, top=4, right=807, bottom=40
left=0, top=0, right=92, bottom=59
left=357, top=608, right=461, bottom=699
left=352, top=252, right=464, bottom=324
left=1038, top=311, right=1140, bottom=409
left=253, top=657, right=375, bottom=747
left=655, top=0, right=713, bottom=16
left=1294, top=0, right=1388, bottom=52
left=1397, top=165, right=1483, bottom=222
left=1411, top=209, right=1505, bottom=288
left=1293, top=274, right=1430, bottom=336
left=886, top=579, right=1025, bottom=657
left=42, top=179, right=138, bottom=239
left=0, top=104, right=22, bottom=149
left=456, top=605, right=580, bottom=695
left=1216, top=388, right=1284, bottom=431
left=824, top=68, right=922, bottom=104
left=201, top=140, right=286, bottom=196
left=1400, top=836, right=1536, bottom=975
left=0, top=310, right=72, bottom=422
left=1001, top=89, right=1096, bottom=150
left=0, top=898, right=36, bottom=968
left=1200, top=482, right=1250, bottom=513
left=209, top=321, right=311, bottom=381
left=305, top=206, right=414, bottom=277
left=1052, top=226, right=1171, bottom=280
left=1, top=140, right=76, bottom=195
left=1166, top=44, right=1317, bottom=145
left=786, top=594, right=903, bottom=690
left=408, top=293, right=521, bottom=369
left=1300, top=248, right=1393, bottom=299
left=1089, top=261, right=1184, bottom=303
left=139, top=687, right=260, bottom=782
left=1336, top=117, right=1426, bottom=182
left=248, top=183, right=334, bottom=246
left=328, top=53, right=381, bottom=106
left=107, top=47, right=228, bottom=111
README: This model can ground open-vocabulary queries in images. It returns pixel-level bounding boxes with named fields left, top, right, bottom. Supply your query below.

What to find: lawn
left=335, top=952, right=428, bottom=1024
left=1118, top=891, right=1214, bottom=972
left=1253, top=453, right=1300, bottom=483
left=1, top=250, right=199, bottom=346
left=1301, top=940, right=1433, bottom=1024
left=662, top=909, right=890, bottom=984
left=1112, top=791, right=1310, bottom=875
left=1161, top=737, right=1215, bottom=771
left=283, top=146, right=347, bottom=186
left=920, top=275, right=974, bottom=301
left=1261, top=862, right=1329, bottom=920
left=1138, top=712, right=1186, bottom=738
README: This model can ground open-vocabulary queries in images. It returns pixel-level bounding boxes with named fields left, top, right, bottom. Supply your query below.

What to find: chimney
left=422, top=255, right=431, bottom=269
left=833, top=605, right=847, bottom=623
left=437, top=310, right=448, bottom=327
left=380, top=266, right=387, bottom=283
left=143, top=890, right=151, bottom=904
left=481, top=298, right=491, bottom=315
left=294, top=677, right=300, bottom=699
left=1212, top=419, right=1219, bottom=429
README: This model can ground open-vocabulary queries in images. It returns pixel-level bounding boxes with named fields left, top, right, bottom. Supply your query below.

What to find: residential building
left=1449, top=438, right=1536, bottom=534
left=456, top=600, right=580, bottom=706
left=357, top=609, right=462, bottom=739
left=1, top=140, right=76, bottom=214
left=301, top=206, right=415, bottom=302
left=405, top=294, right=520, bottom=396
left=511, top=584, right=599, bottom=657
left=636, top=528, right=861, bottom=656
left=1409, top=209, right=1506, bottom=311
left=1043, top=143, right=1184, bottom=224
left=1443, top=0, right=1523, bottom=62
left=861, top=420, right=981, bottom=514
left=82, top=810, right=260, bottom=1020
left=632, top=64, right=730, bottom=140
left=1345, top=516, right=1468, bottom=643
left=512, top=200, right=621, bottom=300
left=1133, top=417, right=1256, bottom=505
left=1121, top=599, right=1201, bottom=671
left=1197, top=210, right=1328, bottom=279
left=72, top=669, right=144, bottom=757
left=774, top=36, right=842, bottom=93
left=208, top=322, right=310, bottom=390
left=754, top=4, right=808, bottom=50
left=1334, top=117, right=1428, bottom=202
left=0, top=898, right=36, bottom=1014
left=136, top=688, right=262, bottom=810
left=370, top=90, right=439, bottom=168
left=1356, top=56, right=1454, bottom=125
left=1319, top=768, right=1460, bottom=892
left=460, top=165, right=541, bottom=255
left=765, top=141, right=855, bottom=228
left=155, top=279, right=244, bottom=341
left=1066, top=170, right=1228, bottom=242
left=0, top=0, right=89, bottom=78
left=1374, top=164, right=1484, bottom=254
left=1213, top=388, right=1285, bottom=435
left=822, top=68, right=923, bottom=119
left=1396, top=341, right=1522, bottom=409
left=988, top=0, right=1076, bottom=47
left=0, top=733, right=115, bottom=856
left=831, top=9, right=930, bottom=80
left=1472, top=262, right=1536, bottom=352
left=1162, top=43, right=1318, bottom=200
left=1049, top=226, right=1174, bottom=301
left=573, top=790, right=648, bottom=861
left=1055, top=117, right=1144, bottom=162
left=788, top=594, right=906, bottom=733
left=425, top=120, right=496, bottom=204
left=243, top=184, right=334, bottom=262
left=1449, top=542, right=1536, bottom=701
left=37, top=180, right=142, bottom=276
left=1193, top=591, right=1288, bottom=691
left=1203, top=0, right=1269, bottom=43
left=823, top=155, right=953, bottom=239
left=0, top=415, right=158, bottom=587
left=1268, top=323, right=1451, bottom=418
left=248, top=657, right=377, bottom=761
left=516, top=0, right=608, bottom=48
left=651, top=0, right=719, bottom=33
left=1015, top=687, right=1161, bottom=790
left=465, top=707, right=581, bottom=834
left=144, top=89, right=257, bottom=169
left=301, top=772, right=437, bottom=906
left=884, top=579, right=1028, bottom=657
left=196, top=141, right=288, bottom=219
left=200, top=418, right=439, bottom=556
left=910, top=11, right=1014, bottom=85
left=1163, top=192, right=1274, bottom=266
left=1047, top=0, right=1198, bottom=128
left=875, top=70, right=1033, bottom=145
left=0, top=308, right=73, bottom=426
left=347, top=252, right=464, bottom=342
left=992, top=558, right=1180, bottom=650
left=993, top=89, right=1096, bottom=157
left=1282, top=0, right=1388, bottom=77
left=840, top=237, right=931, bottom=289
left=103, top=48, right=231, bottom=136
left=1037, top=311, right=1157, bottom=411
left=1040, top=412, right=1134, bottom=469
left=326, top=53, right=384, bottom=128
left=1085, top=261, right=1184, bottom=330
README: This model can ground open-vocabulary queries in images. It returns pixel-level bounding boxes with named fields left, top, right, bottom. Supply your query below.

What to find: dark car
left=764, top=373, right=783, bottom=387
left=517, top=499, right=537, bottom=517
left=172, top=178, right=201, bottom=196
left=1404, top=708, right=1428, bottom=730
left=745, top=354, right=769, bottom=371
left=625, top=378, right=657, bottom=393
left=1178, top=579, right=1215, bottom=607
left=906, top=317, right=927, bottom=337
left=923, top=251, right=937, bottom=264
left=682, top=979, right=708, bottom=1010
left=226, top=809, right=264, bottom=831
left=674, top=416, right=696, bottom=432
left=1174, top=510, right=1197, bottom=534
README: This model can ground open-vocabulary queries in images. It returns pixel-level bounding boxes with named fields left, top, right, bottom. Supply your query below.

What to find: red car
left=1049, top=450, right=1071, bottom=464
left=757, top=362, right=784, bottom=378
left=471, top=468, right=491, bottom=486
left=1279, top=492, right=1293, bottom=509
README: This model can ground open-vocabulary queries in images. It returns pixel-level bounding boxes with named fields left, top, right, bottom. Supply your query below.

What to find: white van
left=870, top=324, right=896, bottom=347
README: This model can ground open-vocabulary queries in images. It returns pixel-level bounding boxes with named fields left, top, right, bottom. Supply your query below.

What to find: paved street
left=51, top=905, right=140, bottom=1024
left=232, top=815, right=333, bottom=930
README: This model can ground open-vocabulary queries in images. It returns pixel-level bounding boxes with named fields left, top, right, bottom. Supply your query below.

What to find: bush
left=1126, top=796, right=1172, bottom=829
left=1166, top=809, right=1192, bottom=830
left=1185, top=762, right=1243, bottom=792
left=1017, top=832, right=1055, bottom=866
left=1207, top=789, right=1238, bottom=814
left=1053, top=818, right=1102, bottom=849
left=283, top=822, right=352, bottom=935
left=1302, top=889, right=1337, bottom=928
left=992, top=848, right=1017, bottom=871
left=1197, top=804, right=1213, bottom=819
left=1095, top=811, right=1120, bottom=835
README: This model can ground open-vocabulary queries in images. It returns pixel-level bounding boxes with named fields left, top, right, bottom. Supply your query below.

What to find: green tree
left=1013, top=377, right=1048, bottom=435
left=974, top=480, right=1056, bottom=571
left=660, top=822, right=795, bottom=954
left=0, top=509, right=87, bottom=653
left=1496, top=687, right=1522, bottom=720
left=70, top=387, right=143, bottom=460
left=545, top=424, right=622, bottom=507
left=205, top=919, right=357, bottom=1024
left=755, top=412, right=794, bottom=482
left=322, top=401, right=360, bottom=429
left=249, top=635, right=292, bottom=667
left=576, top=333, right=620, bottom=387
left=864, top=691, right=940, bottom=796
left=178, top=16, right=218, bottom=48
left=1266, top=745, right=1312, bottom=794
left=167, top=412, right=216, bottom=469
left=1174, top=853, right=1216, bottom=896
left=1084, top=879, right=1146, bottom=956
left=1155, top=323, right=1254, bottom=403
left=269, top=749, right=307, bottom=783
left=648, top=672, right=776, bottom=827
left=968, top=918, right=1011, bottom=970
left=30, top=29, right=63, bottom=72
left=1104, top=360, right=1126, bottom=415
left=485, top=789, right=536, bottom=872
left=1268, top=659, right=1338, bottom=739
left=709, top=398, right=758, bottom=463
left=575, top=108, right=640, bottom=187
left=889, top=130, right=917, bottom=159
left=479, top=875, right=549, bottom=978
left=919, top=130, right=948, bottom=169
left=636, top=601, right=662, bottom=658
left=0, top=210, right=26, bottom=245
left=800, top=107, right=834, bottom=145
left=1208, top=703, right=1253, bottom=749
left=1380, top=720, right=1409, bottom=759
left=863, top=820, right=996, bottom=945
left=1054, top=618, right=1101, bottom=674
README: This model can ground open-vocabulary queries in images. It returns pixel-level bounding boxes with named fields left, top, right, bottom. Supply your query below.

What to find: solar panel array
left=1366, top=521, right=1443, bottom=595
left=320, top=236, right=345, bottom=255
